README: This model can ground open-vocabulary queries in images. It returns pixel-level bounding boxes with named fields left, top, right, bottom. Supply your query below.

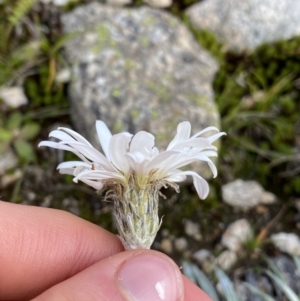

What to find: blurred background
left=1, top=0, right=300, bottom=300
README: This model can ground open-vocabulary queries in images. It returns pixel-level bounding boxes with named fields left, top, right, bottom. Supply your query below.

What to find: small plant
left=0, top=111, right=40, bottom=162
left=183, top=256, right=300, bottom=301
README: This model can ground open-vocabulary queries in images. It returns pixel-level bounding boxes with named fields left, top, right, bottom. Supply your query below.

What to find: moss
left=130, top=109, right=140, bottom=122
left=139, top=36, right=149, bottom=48
left=147, top=81, right=171, bottom=102
left=111, top=88, right=121, bottom=98
left=144, top=15, right=155, bottom=27
left=150, top=108, right=159, bottom=119
left=124, top=59, right=137, bottom=70
left=113, top=121, right=124, bottom=132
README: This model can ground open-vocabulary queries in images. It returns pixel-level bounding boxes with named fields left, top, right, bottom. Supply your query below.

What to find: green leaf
left=6, top=111, right=22, bottom=130
left=19, top=122, right=40, bottom=140
left=14, top=138, right=35, bottom=161
left=0, top=142, right=10, bottom=154
left=0, top=128, right=13, bottom=141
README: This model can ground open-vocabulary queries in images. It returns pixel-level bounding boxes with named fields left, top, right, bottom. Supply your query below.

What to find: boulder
left=186, top=0, right=300, bottom=52
left=61, top=3, right=220, bottom=175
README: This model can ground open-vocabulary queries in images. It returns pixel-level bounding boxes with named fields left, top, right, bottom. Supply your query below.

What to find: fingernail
left=116, top=253, right=183, bottom=301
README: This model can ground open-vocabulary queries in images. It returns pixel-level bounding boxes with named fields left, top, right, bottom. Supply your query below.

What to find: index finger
left=0, top=200, right=124, bottom=300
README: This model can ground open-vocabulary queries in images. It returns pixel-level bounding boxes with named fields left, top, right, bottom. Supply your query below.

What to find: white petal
left=39, top=141, right=91, bottom=163
left=130, top=131, right=155, bottom=157
left=207, top=132, right=226, bottom=143
left=174, top=171, right=209, bottom=199
left=96, top=120, right=112, bottom=160
left=191, top=126, right=220, bottom=139
left=78, top=178, right=104, bottom=190
left=49, top=130, right=76, bottom=142
left=165, top=170, right=187, bottom=182
left=174, top=137, right=212, bottom=150
left=152, top=147, right=159, bottom=157
left=109, top=132, right=132, bottom=174
left=167, top=121, right=191, bottom=150
left=207, top=160, right=218, bottom=178
left=144, top=150, right=181, bottom=174
left=57, top=161, right=91, bottom=169
left=57, top=127, right=93, bottom=146
left=74, top=169, right=125, bottom=183
left=126, top=152, right=148, bottom=176
left=58, top=141, right=115, bottom=172
left=59, top=168, right=75, bottom=175
left=169, top=155, right=217, bottom=176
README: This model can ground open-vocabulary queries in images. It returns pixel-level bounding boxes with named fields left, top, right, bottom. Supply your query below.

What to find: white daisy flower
left=39, top=120, right=225, bottom=249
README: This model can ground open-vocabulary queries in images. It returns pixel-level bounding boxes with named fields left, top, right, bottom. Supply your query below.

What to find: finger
left=32, top=249, right=187, bottom=301
left=183, top=276, right=214, bottom=301
left=0, top=201, right=124, bottom=300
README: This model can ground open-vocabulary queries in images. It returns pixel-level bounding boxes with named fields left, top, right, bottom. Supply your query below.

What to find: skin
left=0, top=201, right=213, bottom=301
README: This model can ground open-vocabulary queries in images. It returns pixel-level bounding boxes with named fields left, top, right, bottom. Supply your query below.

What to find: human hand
left=0, top=201, right=213, bottom=301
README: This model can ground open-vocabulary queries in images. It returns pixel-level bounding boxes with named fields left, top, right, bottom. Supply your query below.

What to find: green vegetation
left=1, top=1, right=300, bottom=298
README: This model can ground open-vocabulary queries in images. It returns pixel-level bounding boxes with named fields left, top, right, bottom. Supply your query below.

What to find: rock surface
left=174, top=237, right=188, bottom=252
left=222, top=179, right=275, bottom=210
left=143, top=0, right=172, bottom=8
left=39, top=0, right=76, bottom=6
left=186, top=0, right=300, bottom=52
left=0, top=86, right=28, bottom=108
left=271, top=232, right=300, bottom=256
left=216, top=250, right=237, bottom=270
left=221, top=218, right=253, bottom=252
left=184, top=220, right=202, bottom=240
left=61, top=3, right=220, bottom=170
left=0, top=150, right=18, bottom=175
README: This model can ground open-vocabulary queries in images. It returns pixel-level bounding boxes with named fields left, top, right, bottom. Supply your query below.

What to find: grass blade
left=182, top=261, right=196, bottom=284
left=215, top=267, right=241, bottom=301
left=191, top=265, right=220, bottom=301
left=243, top=282, right=276, bottom=301
left=265, top=270, right=300, bottom=301
left=292, top=256, right=300, bottom=274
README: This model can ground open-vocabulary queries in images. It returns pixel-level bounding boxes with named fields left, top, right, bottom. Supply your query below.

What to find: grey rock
left=40, top=195, right=53, bottom=207
left=161, top=228, right=170, bottom=237
left=273, top=255, right=300, bottom=295
left=186, top=0, right=300, bottom=52
left=0, top=169, right=22, bottom=188
left=62, top=197, right=80, bottom=216
left=259, top=191, right=277, bottom=204
left=216, top=250, right=237, bottom=271
left=55, top=68, right=71, bottom=83
left=143, top=0, right=172, bottom=8
left=221, top=218, right=253, bottom=252
left=160, top=238, right=173, bottom=254
left=0, top=86, right=28, bottom=108
left=234, top=281, right=250, bottom=301
left=222, top=179, right=275, bottom=210
left=271, top=232, right=300, bottom=256
left=0, top=150, right=18, bottom=175
left=174, top=237, right=188, bottom=252
left=61, top=3, right=220, bottom=176
left=185, top=220, right=202, bottom=240
left=106, top=0, right=132, bottom=7
left=193, top=249, right=212, bottom=263
left=39, top=0, right=76, bottom=6
left=193, top=249, right=215, bottom=273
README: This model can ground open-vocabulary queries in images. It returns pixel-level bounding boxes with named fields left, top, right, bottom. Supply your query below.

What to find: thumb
left=31, top=249, right=185, bottom=301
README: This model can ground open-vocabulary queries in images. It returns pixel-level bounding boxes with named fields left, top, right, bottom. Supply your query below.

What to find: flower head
left=39, top=120, right=225, bottom=249
left=39, top=121, right=224, bottom=197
